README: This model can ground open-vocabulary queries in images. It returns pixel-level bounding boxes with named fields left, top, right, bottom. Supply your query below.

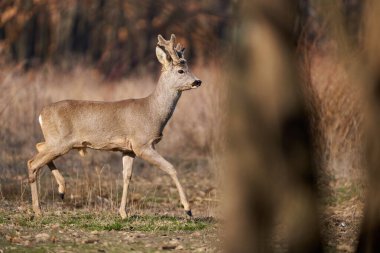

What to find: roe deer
left=27, top=34, right=202, bottom=219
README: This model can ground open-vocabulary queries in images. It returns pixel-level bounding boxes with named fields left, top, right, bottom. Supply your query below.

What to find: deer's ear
left=156, top=46, right=170, bottom=66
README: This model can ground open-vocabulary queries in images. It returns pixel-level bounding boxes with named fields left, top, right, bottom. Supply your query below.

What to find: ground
left=322, top=179, right=365, bottom=252
left=0, top=147, right=367, bottom=253
left=0, top=205, right=218, bottom=252
left=0, top=155, right=220, bottom=252
left=0, top=174, right=365, bottom=252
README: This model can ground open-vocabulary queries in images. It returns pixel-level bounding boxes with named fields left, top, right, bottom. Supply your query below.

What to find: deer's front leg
left=138, top=146, right=192, bottom=216
left=119, top=153, right=135, bottom=219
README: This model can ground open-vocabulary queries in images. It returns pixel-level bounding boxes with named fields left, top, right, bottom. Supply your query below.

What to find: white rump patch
left=38, top=115, right=43, bottom=126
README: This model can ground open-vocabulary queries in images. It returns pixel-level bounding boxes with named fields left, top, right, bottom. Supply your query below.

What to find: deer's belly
left=72, top=136, right=133, bottom=152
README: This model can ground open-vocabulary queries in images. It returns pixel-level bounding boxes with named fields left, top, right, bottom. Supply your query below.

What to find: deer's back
left=39, top=99, right=147, bottom=149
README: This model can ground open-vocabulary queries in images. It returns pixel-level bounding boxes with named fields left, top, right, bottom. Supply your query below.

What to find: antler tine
left=157, top=34, right=181, bottom=64
left=170, top=34, right=176, bottom=44
left=175, top=43, right=183, bottom=52
left=175, top=43, right=186, bottom=60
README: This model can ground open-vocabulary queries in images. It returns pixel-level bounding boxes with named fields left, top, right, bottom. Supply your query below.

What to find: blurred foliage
left=0, top=0, right=232, bottom=78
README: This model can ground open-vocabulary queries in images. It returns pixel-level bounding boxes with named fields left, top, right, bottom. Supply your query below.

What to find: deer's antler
left=175, top=43, right=186, bottom=60
left=157, top=34, right=185, bottom=65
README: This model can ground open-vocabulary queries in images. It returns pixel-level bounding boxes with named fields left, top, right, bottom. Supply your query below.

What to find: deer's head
left=156, top=34, right=202, bottom=92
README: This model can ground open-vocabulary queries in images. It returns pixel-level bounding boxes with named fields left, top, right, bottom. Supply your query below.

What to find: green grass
left=9, top=212, right=214, bottom=232
left=0, top=212, right=5, bottom=224
left=324, top=183, right=362, bottom=206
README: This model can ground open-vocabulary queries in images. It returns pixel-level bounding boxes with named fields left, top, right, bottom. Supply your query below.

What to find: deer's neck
left=148, top=77, right=182, bottom=131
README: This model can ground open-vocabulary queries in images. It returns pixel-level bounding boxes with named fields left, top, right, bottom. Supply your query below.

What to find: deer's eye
left=178, top=70, right=184, bottom=74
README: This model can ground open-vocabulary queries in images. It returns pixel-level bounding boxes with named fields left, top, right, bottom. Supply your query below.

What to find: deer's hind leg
left=28, top=167, right=42, bottom=216
left=36, top=142, right=67, bottom=199
left=47, top=162, right=66, bottom=200
left=27, top=145, right=72, bottom=216
left=28, top=151, right=52, bottom=217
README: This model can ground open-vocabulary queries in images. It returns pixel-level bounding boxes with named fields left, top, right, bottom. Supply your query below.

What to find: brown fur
left=27, top=34, right=202, bottom=219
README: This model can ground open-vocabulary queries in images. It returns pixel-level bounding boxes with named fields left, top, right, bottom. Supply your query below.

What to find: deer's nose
left=193, top=80, right=202, bottom=87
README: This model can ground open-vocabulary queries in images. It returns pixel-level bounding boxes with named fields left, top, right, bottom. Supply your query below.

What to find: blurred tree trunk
left=225, top=0, right=323, bottom=252
left=356, top=1, right=380, bottom=252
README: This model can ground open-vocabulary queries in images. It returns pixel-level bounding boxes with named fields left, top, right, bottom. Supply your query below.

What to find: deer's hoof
left=59, top=193, right=65, bottom=200
left=185, top=210, right=192, bottom=217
